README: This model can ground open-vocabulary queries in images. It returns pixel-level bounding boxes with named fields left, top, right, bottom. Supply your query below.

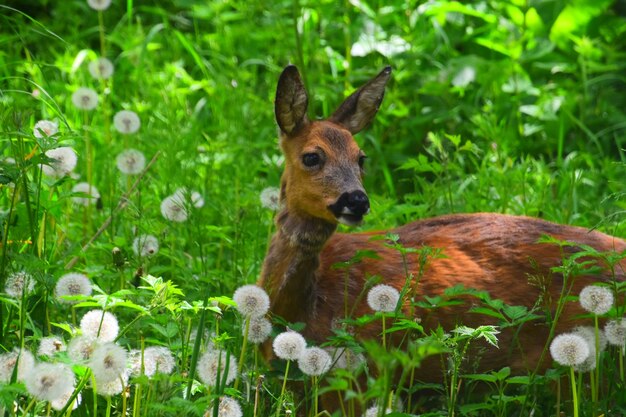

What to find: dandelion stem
left=22, top=398, right=37, bottom=416
left=276, top=360, right=291, bottom=417
left=570, top=366, right=579, bottom=417
left=234, top=316, right=251, bottom=390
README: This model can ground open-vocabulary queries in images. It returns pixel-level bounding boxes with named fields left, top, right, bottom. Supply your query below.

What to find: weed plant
left=1, top=1, right=625, bottom=416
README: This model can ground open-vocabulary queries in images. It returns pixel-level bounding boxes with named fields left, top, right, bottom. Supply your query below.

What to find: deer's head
left=275, top=65, right=391, bottom=226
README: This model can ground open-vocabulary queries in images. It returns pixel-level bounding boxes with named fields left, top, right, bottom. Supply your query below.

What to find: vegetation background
left=1, top=0, right=625, bottom=416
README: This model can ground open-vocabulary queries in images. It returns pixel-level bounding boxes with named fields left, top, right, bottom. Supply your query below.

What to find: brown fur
left=258, top=66, right=626, bottom=398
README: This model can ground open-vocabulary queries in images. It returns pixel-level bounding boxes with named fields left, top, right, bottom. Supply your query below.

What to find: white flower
left=33, top=120, right=58, bottom=138
left=550, top=333, right=590, bottom=366
left=89, top=343, right=127, bottom=383
left=573, top=325, right=607, bottom=352
left=579, top=285, right=614, bottom=315
left=327, top=347, right=367, bottom=371
left=80, top=310, right=119, bottom=342
left=67, top=335, right=99, bottom=362
left=116, top=149, right=145, bottom=174
left=131, top=346, right=175, bottom=377
left=87, top=0, right=111, bottom=11
left=88, top=57, right=114, bottom=79
left=233, top=285, right=270, bottom=318
left=71, top=87, right=99, bottom=110
left=212, top=396, right=243, bottom=417
left=160, top=194, right=188, bottom=222
left=245, top=317, right=272, bottom=344
left=367, top=284, right=400, bottom=312
left=25, top=362, right=75, bottom=402
left=132, top=234, right=159, bottom=257
left=72, top=182, right=100, bottom=206
left=260, top=187, right=280, bottom=210
left=96, top=370, right=129, bottom=396
left=51, top=390, right=81, bottom=411
left=41, top=146, right=77, bottom=177
left=55, top=272, right=93, bottom=303
left=4, top=271, right=35, bottom=298
left=0, top=349, right=35, bottom=382
left=173, top=187, right=204, bottom=208
left=605, top=319, right=626, bottom=347
left=113, top=110, right=141, bottom=134
left=363, top=405, right=393, bottom=417
left=298, top=347, right=331, bottom=376
left=38, top=336, right=67, bottom=357
left=273, top=331, right=306, bottom=361
left=196, top=350, right=238, bottom=387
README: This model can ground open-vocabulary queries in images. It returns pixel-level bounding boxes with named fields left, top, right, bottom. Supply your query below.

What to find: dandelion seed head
left=297, top=347, right=331, bottom=376
left=260, top=187, right=280, bottom=210
left=116, top=148, right=146, bottom=174
left=0, top=349, right=35, bottom=383
left=143, top=346, right=175, bottom=376
left=196, top=350, right=238, bottom=387
left=160, top=194, right=189, bottom=222
left=68, top=335, right=99, bottom=362
left=327, top=347, right=367, bottom=371
left=71, top=87, right=99, bottom=110
left=366, top=284, right=400, bottom=313
left=245, top=317, right=272, bottom=344
left=55, top=272, right=92, bottom=303
left=72, top=182, right=101, bottom=206
left=113, top=110, right=141, bottom=134
left=233, top=285, right=270, bottom=318
left=605, top=319, right=626, bottom=347
left=80, top=310, right=119, bottom=342
left=573, top=325, right=607, bottom=352
left=363, top=406, right=393, bottom=417
left=579, top=285, right=614, bottom=315
left=88, top=57, right=114, bottom=79
left=211, top=396, right=243, bottom=417
left=38, top=336, right=67, bottom=357
left=272, top=331, right=306, bottom=361
left=132, top=234, right=159, bottom=257
left=87, top=0, right=111, bottom=11
left=96, top=370, right=129, bottom=396
left=41, top=147, right=77, bottom=177
left=89, top=343, right=127, bottom=383
left=550, top=333, right=590, bottom=366
left=33, top=120, right=58, bottom=139
left=4, top=271, right=35, bottom=298
left=173, top=187, right=204, bottom=208
left=51, top=391, right=81, bottom=411
left=25, top=362, right=75, bottom=402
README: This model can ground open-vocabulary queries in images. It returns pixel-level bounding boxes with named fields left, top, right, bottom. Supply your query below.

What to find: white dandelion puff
left=88, top=57, right=114, bottom=79
left=605, top=319, right=626, bottom=347
left=196, top=350, right=238, bottom=387
left=233, top=285, right=270, bottom=318
left=367, top=284, right=400, bottom=313
left=245, top=317, right=272, bottom=344
left=55, top=272, right=93, bottom=304
left=115, top=149, right=145, bottom=175
left=96, top=370, right=129, bottom=397
left=80, top=310, right=119, bottom=342
left=67, top=335, right=99, bottom=362
left=71, top=87, right=99, bottom=110
left=4, top=271, right=35, bottom=298
left=260, top=187, right=280, bottom=210
left=38, top=336, right=67, bottom=357
left=113, top=110, right=141, bottom=134
left=87, top=0, right=111, bottom=11
left=298, top=347, right=332, bottom=376
left=41, top=146, right=77, bottom=177
left=573, top=325, right=607, bottom=352
left=273, top=331, right=306, bottom=361
left=173, top=187, right=204, bottom=208
left=51, top=390, right=81, bottom=411
left=130, top=346, right=175, bottom=377
left=132, top=234, right=159, bottom=257
left=210, top=396, right=243, bottom=417
left=327, top=347, right=367, bottom=371
left=579, top=285, right=614, bottom=315
left=160, top=194, right=188, bottom=222
left=363, top=405, right=393, bottom=417
left=550, top=333, right=590, bottom=366
left=89, top=343, right=127, bottom=383
left=33, top=120, right=59, bottom=138
left=72, top=182, right=100, bottom=206
left=25, top=362, right=75, bottom=402
left=0, top=349, right=35, bottom=383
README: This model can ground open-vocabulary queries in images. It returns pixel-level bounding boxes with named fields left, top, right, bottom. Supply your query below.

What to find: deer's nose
left=345, top=190, right=370, bottom=217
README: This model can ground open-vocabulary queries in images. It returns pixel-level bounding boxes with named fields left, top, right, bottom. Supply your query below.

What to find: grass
left=1, top=0, right=625, bottom=416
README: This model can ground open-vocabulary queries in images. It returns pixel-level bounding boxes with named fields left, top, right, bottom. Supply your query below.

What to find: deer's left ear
left=329, top=66, right=392, bottom=134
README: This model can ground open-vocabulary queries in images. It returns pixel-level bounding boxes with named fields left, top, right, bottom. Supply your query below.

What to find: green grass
left=1, top=0, right=625, bottom=416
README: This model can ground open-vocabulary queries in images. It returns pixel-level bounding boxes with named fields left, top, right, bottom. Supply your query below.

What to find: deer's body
left=258, top=66, right=626, bottom=382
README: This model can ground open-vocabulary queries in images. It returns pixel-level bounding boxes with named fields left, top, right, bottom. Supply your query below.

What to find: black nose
left=346, top=190, right=369, bottom=216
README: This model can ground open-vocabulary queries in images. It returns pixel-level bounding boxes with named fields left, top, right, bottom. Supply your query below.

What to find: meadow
left=1, top=0, right=626, bottom=416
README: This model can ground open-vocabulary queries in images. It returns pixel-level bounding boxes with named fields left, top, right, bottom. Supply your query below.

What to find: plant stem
left=570, top=367, right=579, bottom=417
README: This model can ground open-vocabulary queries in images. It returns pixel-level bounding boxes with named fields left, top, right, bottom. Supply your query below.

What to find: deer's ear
left=275, top=65, right=309, bottom=136
left=329, top=66, right=392, bottom=134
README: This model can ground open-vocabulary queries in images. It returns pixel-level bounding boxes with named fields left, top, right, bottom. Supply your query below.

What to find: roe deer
left=258, top=65, right=626, bottom=386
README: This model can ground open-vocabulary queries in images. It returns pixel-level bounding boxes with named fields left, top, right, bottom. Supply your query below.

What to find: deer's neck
left=259, top=209, right=336, bottom=325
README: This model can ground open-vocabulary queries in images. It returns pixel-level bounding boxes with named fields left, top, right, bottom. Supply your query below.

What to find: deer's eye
left=358, top=155, right=367, bottom=169
left=302, top=153, right=321, bottom=168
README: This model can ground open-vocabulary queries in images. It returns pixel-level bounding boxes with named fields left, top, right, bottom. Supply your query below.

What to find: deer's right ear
left=275, top=65, right=309, bottom=136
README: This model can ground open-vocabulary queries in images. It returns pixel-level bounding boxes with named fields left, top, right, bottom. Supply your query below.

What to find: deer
left=257, top=65, right=626, bottom=409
